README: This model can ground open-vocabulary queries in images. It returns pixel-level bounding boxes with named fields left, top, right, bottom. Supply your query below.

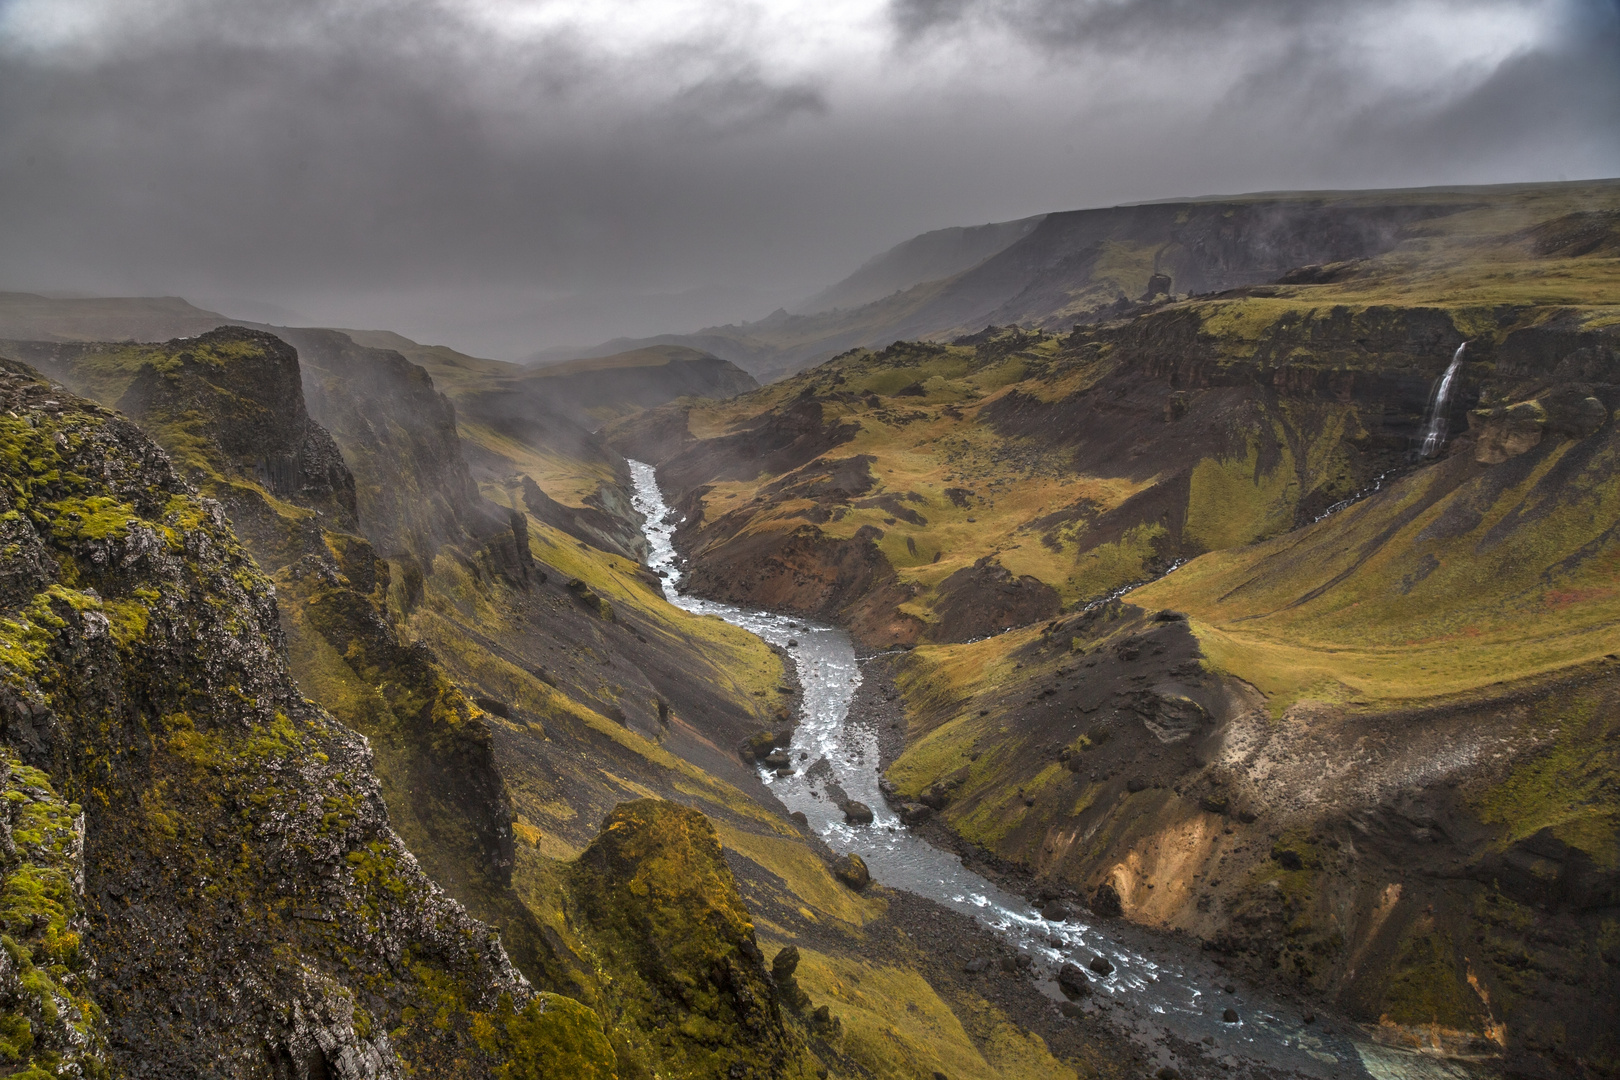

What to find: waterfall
left=1419, top=342, right=1467, bottom=458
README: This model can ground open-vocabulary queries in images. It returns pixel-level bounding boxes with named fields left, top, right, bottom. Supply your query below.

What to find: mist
left=2, top=0, right=1616, bottom=359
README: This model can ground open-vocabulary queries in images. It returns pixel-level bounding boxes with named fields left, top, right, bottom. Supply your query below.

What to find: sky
left=1, top=0, right=1617, bottom=359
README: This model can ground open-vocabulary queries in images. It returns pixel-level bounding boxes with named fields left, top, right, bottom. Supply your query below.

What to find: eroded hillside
left=607, top=183, right=1620, bottom=1077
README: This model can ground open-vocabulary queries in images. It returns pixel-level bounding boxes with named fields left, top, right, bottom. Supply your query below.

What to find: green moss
left=1379, top=923, right=1477, bottom=1029
left=472, top=993, right=618, bottom=1080
left=563, top=800, right=800, bottom=1080
left=42, top=495, right=138, bottom=543
left=1182, top=434, right=1298, bottom=553
left=0, top=751, right=108, bottom=1077
left=1473, top=686, right=1620, bottom=867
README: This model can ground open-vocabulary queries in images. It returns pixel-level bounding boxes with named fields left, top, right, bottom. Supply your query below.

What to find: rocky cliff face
left=274, top=328, right=529, bottom=578
left=0, top=357, right=614, bottom=1077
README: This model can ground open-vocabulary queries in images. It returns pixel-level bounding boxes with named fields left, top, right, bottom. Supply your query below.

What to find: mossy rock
left=566, top=800, right=800, bottom=1079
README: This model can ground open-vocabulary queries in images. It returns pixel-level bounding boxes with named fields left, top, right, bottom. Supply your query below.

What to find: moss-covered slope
left=0, top=357, right=616, bottom=1076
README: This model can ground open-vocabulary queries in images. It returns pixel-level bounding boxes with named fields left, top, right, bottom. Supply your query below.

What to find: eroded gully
left=626, top=460, right=1473, bottom=1080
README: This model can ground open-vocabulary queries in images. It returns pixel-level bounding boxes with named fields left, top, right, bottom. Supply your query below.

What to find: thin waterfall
left=1419, top=341, right=1467, bottom=458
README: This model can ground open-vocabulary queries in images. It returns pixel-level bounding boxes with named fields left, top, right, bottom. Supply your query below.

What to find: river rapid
left=626, top=460, right=1470, bottom=1080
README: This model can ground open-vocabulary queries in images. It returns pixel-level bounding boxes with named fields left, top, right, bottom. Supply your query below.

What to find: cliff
left=0, top=356, right=614, bottom=1076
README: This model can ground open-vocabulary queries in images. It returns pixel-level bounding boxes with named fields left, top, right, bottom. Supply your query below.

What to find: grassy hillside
left=607, top=179, right=1620, bottom=1076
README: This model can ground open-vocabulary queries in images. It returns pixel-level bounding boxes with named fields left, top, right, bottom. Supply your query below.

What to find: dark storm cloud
left=0, top=0, right=1615, bottom=357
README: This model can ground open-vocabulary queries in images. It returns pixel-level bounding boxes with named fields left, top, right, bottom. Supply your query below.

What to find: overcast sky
left=2, top=0, right=1616, bottom=358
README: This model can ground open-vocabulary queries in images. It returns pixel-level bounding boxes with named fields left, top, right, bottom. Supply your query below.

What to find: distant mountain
left=791, top=215, right=1045, bottom=315
left=570, top=180, right=1620, bottom=383
left=0, top=291, right=231, bottom=342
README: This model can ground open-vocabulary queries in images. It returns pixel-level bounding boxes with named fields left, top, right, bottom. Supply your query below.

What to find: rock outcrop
left=0, top=356, right=612, bottom=1076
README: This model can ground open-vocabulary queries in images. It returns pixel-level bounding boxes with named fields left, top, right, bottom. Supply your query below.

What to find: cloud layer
left=2, top=0, right=1616, bottom=356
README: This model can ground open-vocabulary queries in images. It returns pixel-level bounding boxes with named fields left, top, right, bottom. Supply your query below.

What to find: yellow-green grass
left=469, top=425, right=622, bottom=511
left=678, top=342, right=1175, bottom=617
left=715, top=823, right=886, bottom=928
left=1472, top=679, right=1620, bottom=868
left=523, top=517, right=787, bottom=709
left=1134, top=436, right=1620, bottom=714
left=785, top=947, right=1079, bottom=1080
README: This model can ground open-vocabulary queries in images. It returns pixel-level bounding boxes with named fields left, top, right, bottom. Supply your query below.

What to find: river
left=626, top=459, right=1471, bottom=1080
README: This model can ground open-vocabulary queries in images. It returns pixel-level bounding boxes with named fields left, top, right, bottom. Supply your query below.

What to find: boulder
left=1473, top=388, right=1609, bottom=464
left=1272, top=847, right=1304, bottom=871
left=1541, top=385, right=1609, bottom=438
left=831, top=852, right=870, bottom=891
left=1473, top=401, right=1546, bottom=463
left=1057, top=962, right=1091, bottom=998
left=963, top=957, right=990, bottom=974
left=772, top=945, right=800, bottom=980
left=1088, top=956, right=1114, bottom=976
left=841, top=800, right=874, bottom=825
left=1041, top=901, right=1070, bottom=922
left=1222, top=1007, right=1240, bottom=1024
left=1090, top=882, right=1123, bottom=917
left=898, top=802, right=933, bottom=825
left=738, top=728, right=793, bottom=763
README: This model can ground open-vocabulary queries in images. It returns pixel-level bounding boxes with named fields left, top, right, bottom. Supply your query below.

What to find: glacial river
left=627, top=460, right=1467, bottom=1080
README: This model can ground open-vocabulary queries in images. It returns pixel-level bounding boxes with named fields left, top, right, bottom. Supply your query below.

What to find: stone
left=1058, top=1001, right=1085, bottom=1018
left=1222, top=1007, right=1240, bottom=1023
left=738, top=728, right=793, bottom=763
left=1041, top=901, right=1070, bottom=922
left=1057, top=962, right=1091, bottom=998
left=772, top=945, right=800, bottom=979
left=841, top=800, right=874, bottom=825
left=1091, top=882, right=1124, bottom=917
left=1156, top=1068, right=1182, bottom=1080
left=831, top=852, right=870, bottom=891
left=898, top=802, right=933, bottom=825
left=789, top=811, right=809, bottom=828
left=963, top=957, right=990, bottom=974
left=1088, top=956, right=1114, bottom=976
